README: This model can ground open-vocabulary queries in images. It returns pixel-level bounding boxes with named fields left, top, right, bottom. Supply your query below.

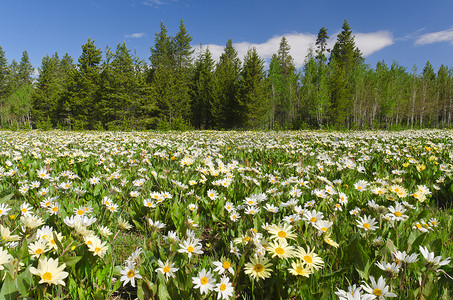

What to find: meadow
left=0, top=129, right=452, bottom=299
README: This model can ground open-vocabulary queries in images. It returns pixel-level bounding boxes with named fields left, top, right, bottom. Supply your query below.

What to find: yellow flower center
left=222, top=261, right=231, bottom=269
left=42, top=272, right=52, bottom=281
left=95, top=247, right=101, bottom=253
left=77, top=210, right=84, bottom=215
left=127, top=270, right=135, bottom=278
left=278, top=231, right=287, bottom=238
left=35, top=248, right=43, bottom=254
left=310, top=217, right=317, bottom=222
left=275, top=247, right=285, bottom=255
left=296, top=267, right=304, bottom=274
left=253, top=264, right=264, bottom=272
left=50, top=239, right=56, bottom=245
left=321, top=227, right=327, bottom=232
left=373, top=288, right=382, bottom=296
left=163, top=266, right=170, bottom=273
left=304, top=255, right=313, bottom=264
left=363, top=223, right=370, bottom=229
left=187, top=246, right=194, bottom=252
left=244, top=236, right=250, bottom=242
left=200, top=276, right=208, bottom=285
left=394, top=211, right=402, bottom=217
left=22, top=208, right=27, bottom=213
left=220, top=283, right=227, bottom=291
left=52, top=207, right=58, bottom=212
left=416, top=224, right=422, bottom=228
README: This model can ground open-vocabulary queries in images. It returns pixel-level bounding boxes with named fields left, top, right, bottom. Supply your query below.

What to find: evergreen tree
left=64, top=38, right=102, bottom=129
left=149, top=21, right=173, bottom=75
left=172, top=18, right=193, bottom=128
left=174, top=18, right=194, bottom=69
left=315, top=27, right=329, bottom=64
left=240, top=47, right=269, bottom=129
left=148, top=20, right=192, bottom=129
left=32, top=53, right=62, bottom=127
left=211, top=39, right=241, bottom=128
left=18, top=50, right=34, bottom=86
left=191, top=46, right=215, bottom=129
left=329, top=19, right=363, bottom=127
left=275, top=37, right=298, bottom=128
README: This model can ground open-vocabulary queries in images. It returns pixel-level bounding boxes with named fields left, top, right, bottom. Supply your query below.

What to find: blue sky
left=1, top=0, right=453, bottom=73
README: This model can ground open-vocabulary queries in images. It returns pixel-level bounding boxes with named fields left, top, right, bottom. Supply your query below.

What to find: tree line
left=0, top=19, right=452, bottom=131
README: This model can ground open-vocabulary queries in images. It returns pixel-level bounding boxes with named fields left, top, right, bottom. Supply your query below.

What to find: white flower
left=215, top=275, right=234, bottom=300
left=120, top=262, right=142, bottom=287
left=361, top=275, right=397, bottom=299
left=192, top=268, right=216, bottom=295
left=0, top=203, right=12, bottom=217
left=30, top=257, right=69, bottom=286
left=156, top=259, right=178, bottom=281
left=375, top=261, right=400, bottom=274
left=0, top=247, right=13, bottom=270
left=356, top=215, right=378, bottom=231
left=178, top=238, right=203, bottom=258
left=419, top=246, right=451, bottom=268
left=391, top=250, right=419, bottom=264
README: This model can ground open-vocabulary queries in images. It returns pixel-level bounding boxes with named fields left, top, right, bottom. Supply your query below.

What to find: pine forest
left=1, top=19, right=452, bottom=131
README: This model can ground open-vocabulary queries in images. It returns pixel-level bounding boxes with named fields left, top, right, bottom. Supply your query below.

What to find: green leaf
left=158, top=280, right=170, bottom=300
left=408, top=232, right=426, bottom=253
left=60, top=256, right=82, bottom=268
left=0, top=272, right=19, bottom=300
left=417, top=209, right=429, bottom=221
left=16, top=268, right=33, bottom=297
left=430, top=238, right=443, bottom=254
left=0, top=193, right=14, bottom=203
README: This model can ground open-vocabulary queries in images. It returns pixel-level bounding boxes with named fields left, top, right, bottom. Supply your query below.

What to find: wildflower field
left=0, top=130, right=452, bottom=300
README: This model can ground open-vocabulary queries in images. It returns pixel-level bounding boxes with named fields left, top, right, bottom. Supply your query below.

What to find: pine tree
left=148, top=20, right=192, bottom=129
left=191, top=46, right=215, bottom=129
left=240, top=47, right=269, bottom=129
left=18, top=50, right=34, bottom=86
left=174, top=18, right=194, bottom=69
left=329, top=19, right=363, bottom=127
left=211, top=39, right=242, bottom=129
left=172, top=18, right=193, bottom=128
left=275, top=37, right=298, bottom=128
left=32, top=53, right=62, bottom=127
left=315, top=27, right=329, bottom=64
left=64, top=38, right=102, bottom=129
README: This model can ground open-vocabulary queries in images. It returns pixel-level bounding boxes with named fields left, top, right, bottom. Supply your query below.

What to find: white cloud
left=415, top=27, right=453, bottom=45
left=354, top=31, right=394, bottom=56
left=125, top=33, right=145, bottom=38
left=196, top=31, right=393, bottom=69
left=142, top=0, right=166, bottom=7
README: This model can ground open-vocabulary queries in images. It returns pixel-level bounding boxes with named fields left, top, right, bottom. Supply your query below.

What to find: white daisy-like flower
left=192, top=268, right=216, bottom=295
left=361, top=275, right=397, bottom=299
left=120, top=261, right=142, bottom=287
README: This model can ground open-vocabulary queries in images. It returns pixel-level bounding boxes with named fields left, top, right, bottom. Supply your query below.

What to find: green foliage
left=2, top=19, right=453, bottom=131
